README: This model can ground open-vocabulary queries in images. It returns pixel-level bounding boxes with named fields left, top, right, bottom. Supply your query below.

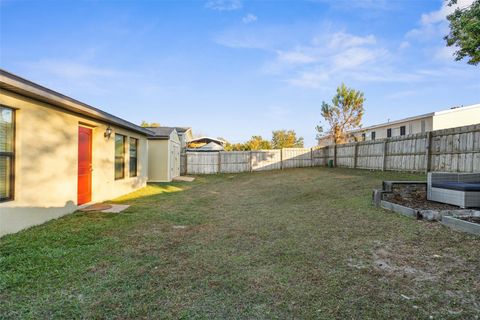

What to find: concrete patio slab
left=173, top=176, right=195, bottom=182
left=79, top=203, right=112, bottom=212
left=101, top=204, right=130, bottom=213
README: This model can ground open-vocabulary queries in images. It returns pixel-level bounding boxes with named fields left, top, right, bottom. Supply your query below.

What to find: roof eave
left=0, top=69, right=153, bottom=136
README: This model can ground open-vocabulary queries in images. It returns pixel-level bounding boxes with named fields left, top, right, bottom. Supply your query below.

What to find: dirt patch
left=372, top=248, right=437, bottom=282
left=388, top=195, right=457, bottom=210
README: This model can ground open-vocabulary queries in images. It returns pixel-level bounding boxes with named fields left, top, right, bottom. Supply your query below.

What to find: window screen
left=115, top=134, right=125, bottom=180
left=0, top=106, right=15, bottom=201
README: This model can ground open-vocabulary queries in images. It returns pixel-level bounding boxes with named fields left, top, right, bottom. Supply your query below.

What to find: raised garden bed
left=442, top=215, right=480, bottom=236
left=373, top=180, right=480, bottom=236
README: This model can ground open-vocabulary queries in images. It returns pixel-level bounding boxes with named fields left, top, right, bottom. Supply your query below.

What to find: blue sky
left=1, top=0, right=478, bottom=146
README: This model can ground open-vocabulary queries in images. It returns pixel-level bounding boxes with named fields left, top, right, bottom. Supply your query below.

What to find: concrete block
left=380, top=200, right=418, bottom=218
left=442, top=216, right=480, bottom=236
left=372, top=189, right=384, bottom=207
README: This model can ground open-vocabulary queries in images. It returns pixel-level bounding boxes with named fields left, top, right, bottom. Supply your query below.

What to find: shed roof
left=146, top=126, right=192, bottom=140
left=146, top=127, right=177, bottom=139
left=0, top=69, right=153, bottom=136
left=174, top=127, right=191, bottom=133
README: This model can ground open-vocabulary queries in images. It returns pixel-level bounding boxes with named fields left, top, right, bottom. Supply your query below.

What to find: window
left=115, top=134, right=125, bottom=180
left=0, top=106, right=15, bottom=202
left=387, top=128, right=392, bottom=138
left=361, top=133, right=366, bottom=141
left=371, top=131, right=376, bottom=140
left=129, top=137, right=138, bottom=177
left=421, top=120, right=426, bottom=133
left=400, top=126, right=406, bottom=136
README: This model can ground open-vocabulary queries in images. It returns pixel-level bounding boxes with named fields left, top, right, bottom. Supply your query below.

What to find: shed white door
left=170, top=143, right=181, bottom=179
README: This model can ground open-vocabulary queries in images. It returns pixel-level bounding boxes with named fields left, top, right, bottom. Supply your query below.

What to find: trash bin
left=328, top=159, right=334, bottom=168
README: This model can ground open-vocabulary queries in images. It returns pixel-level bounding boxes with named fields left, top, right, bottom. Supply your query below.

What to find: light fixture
left=104, top=125, right=113, bottom=138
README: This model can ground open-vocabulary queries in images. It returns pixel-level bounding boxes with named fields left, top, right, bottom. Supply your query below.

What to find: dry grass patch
left=1, top=168, right=479, bottom=319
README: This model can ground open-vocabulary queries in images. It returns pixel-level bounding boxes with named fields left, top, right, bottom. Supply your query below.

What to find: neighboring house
left=0, top=69, right=154, bottom=236
left=187, top=137, right=225, bottom=151
left=174, top=127, right=193, bottom=151
left=146, top=127, right=181, bottom=182
left=318, top=103, right=480, bottom=146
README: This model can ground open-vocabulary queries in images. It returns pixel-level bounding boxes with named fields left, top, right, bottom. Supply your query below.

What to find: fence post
left=425, top=131, right=432, bottom=173
left=250, top=150, right=253, bottom=172
left=353, top=143, right=358, bottom=169
left=333, top=144, right=337, bottom=167
left=310, top=147, right=314, bottom=167
left=218, top=151, right=221, bottom=174
left=382, top=140, right=388, bottom=171
left=280, top=148, right=284, bottom=170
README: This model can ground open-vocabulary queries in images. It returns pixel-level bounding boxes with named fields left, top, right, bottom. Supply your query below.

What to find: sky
left=1, top=0, right=479, bottom=146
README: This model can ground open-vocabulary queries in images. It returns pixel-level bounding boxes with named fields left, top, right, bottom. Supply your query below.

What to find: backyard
left=1, top=168, right=479, bottom=319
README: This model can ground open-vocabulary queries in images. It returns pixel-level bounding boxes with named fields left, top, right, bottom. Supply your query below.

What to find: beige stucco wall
left=433, top=106, right=480, bottom=130
left=0, top=90, right=148, bottom=236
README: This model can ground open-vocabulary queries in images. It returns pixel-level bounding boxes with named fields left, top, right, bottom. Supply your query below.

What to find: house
left=318, top=103, right=480, bottom=146
left=146, top=127, right=181, bottom=182
left=187, top=137, right=225, bottom=151
left=0, top=69, right=191, bottom=236
left=174, top=127, right=193, bottom=151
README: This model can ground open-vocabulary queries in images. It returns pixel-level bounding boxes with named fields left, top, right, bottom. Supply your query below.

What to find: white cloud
left=18, top=59, right=131, bottom=96
left=205, top=0, right=242, bottom=11
left=269, top=32, right=387, bottom=87
left=421, top=0, right=473, bottom=25
left=25, top=59, right=122, bottom=80
left=286, top=70, right=329, bottom=88
left=324, top=32, right=376, bottom=49
left=310, top=0, right=389, bottom=10
left=407, top=0, right=474, bottom=40
left=399, top=41, right=410, bottom=49
left=215, top=33, right=268, bottom=49
left=215, top=16, right=470, bottom=89
left=333, top=47, right=386, bottom=69
left=404, top=0, right=475, bottom=65
left=434, top=45, right=456, bottom=61
left=214, top=25, right=294, bottom=50
left=242, top=13, right=258, bottom=24
left=386, top=90, right=420, bottom=100
left=276, top=49, right=317, bottom=64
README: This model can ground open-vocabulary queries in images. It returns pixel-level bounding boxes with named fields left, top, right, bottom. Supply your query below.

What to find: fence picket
left=184, top=124, right=480, bottom=175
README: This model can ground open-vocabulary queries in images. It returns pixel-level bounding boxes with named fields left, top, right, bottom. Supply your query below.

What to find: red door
left=78, top=126, right=92, bottom=205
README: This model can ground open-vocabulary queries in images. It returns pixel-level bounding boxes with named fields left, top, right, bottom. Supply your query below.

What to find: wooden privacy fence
left=183, top=124, right=480, bottom=175
left=186, top=149, right=308, bottom=174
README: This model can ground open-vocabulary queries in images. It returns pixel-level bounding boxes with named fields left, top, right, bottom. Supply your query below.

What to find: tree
left=316, top=83, right=365, bottom=145
left=244, top=135, right=272, bottom=150
left=445, top=0, right=480, bottom=65
left=271, top=130, right=304, bottom=149
left=140, top=121, right=161, bottom=127
left=222, top=136, right=272, bottom=151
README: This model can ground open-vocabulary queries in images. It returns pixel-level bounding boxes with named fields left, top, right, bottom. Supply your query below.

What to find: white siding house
left=318, top=104, right=480, bottom=146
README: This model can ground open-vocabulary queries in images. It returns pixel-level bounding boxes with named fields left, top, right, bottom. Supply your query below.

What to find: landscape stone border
left=442, top=216, right=480, bottom=236
left=374, top=181, right=480, bottom=237
left=380, top=200, right=418, bottom=218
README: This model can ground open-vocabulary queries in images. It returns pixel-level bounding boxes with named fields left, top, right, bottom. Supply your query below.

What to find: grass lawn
left=1, top=168, right=479, bottom=319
